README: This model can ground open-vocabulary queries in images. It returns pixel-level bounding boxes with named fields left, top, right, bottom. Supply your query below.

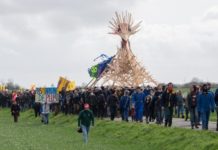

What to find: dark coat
left=162, top=91, right=177, bottom=108
left=187, top=92, right=198, bottom=110
left=215, top=89, right=218, bottom=106
left=107, top=94, right=118, bottom=108
left=11, top=104, right=20, bottom=116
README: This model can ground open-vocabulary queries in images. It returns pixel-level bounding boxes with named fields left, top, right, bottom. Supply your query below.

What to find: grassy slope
left=0, top=109, right=218, bottom=150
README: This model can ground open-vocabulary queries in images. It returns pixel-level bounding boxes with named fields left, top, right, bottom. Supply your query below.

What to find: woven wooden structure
left=88, top=12, right=157, bottom=87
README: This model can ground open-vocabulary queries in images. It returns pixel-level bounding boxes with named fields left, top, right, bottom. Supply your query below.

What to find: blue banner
left=88, top=56, right=113, bottom=78
left=35, top=87, right=59, bottom=103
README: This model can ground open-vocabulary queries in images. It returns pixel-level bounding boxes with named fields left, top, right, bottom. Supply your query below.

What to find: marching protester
left=144, top=95, right=152, bottom=124
left=162, top=83, right=177, bottom=127
left=60, top=88, right=66, bottom=113
left=33, top=102, right=41, bottom=118
left=41, top=102, right=50, bottom=124
left=119, top=90, right=130, bottom=122
left=97, top=90, right=106, bottom=119
left=187, top=85, right=199, bottom=129
left=64, top=91, right=71, bottom=115
left=107, top=89, right=119, bottom=121
left=149, top=92, right=156, bottom=122
left=153, top=85, right=163, bottom=124
left=132, top=87, right=146, bottom=122
left=78, top=103, right=94, bottom=144
left=73, top=89, right=81, bottom=114
left=11, top=100, right=20, bottom=123
left=197, top=84, right=215, bottom=130
left=89, top=91, right=98, bottom=116
left=176, top=90, right=184, bottom=118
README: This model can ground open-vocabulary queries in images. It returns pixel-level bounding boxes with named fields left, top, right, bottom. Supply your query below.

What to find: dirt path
left=172, top=118, right=217, bottom=131
left=114, top=117, right=218, bottom=132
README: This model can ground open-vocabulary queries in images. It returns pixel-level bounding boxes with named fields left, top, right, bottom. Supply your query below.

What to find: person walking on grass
left=78, top=103, right=94, bottom=144
left=41, top=102, right=50, bottom=124
left=11, top=100, right=20, bottom=123
left=197, top=84, right=215, bottom=130
left=187, top=85, right=199, bottom=129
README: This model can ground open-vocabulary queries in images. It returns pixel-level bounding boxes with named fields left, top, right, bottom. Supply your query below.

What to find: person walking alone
left=41, top=102, right=50, bottom=124
left=11, top=101, right=20, bottom=123
left=78, top=103, right=94, bottom=144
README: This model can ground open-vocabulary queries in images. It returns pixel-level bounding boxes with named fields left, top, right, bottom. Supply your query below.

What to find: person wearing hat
left=78, top=103, right=94, bottom=144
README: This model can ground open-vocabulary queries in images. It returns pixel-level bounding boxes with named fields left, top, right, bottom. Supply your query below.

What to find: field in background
left=0, top=109, right=218, bottom=150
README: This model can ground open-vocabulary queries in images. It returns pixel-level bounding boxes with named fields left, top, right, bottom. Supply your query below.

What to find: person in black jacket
left=107, top=89, right=118, bottom=121
left=162, top=83, right=177, bottom=127
left=153, top=85, right=163, bottom=125
left=187, top=85, right=199, bottom=129
left=33, top=102, right=41, bottom=117
left=97, top=90, right=106, bottom=119
left=11, top=101, right=20, bottom=123
left=144, top=95, right=152, bottom=124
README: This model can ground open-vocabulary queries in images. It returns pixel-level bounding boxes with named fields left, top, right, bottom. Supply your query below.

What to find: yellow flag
left=57, top=77, right=68, bottom=92
left=57, top=77, right=76, bottom=92
left=66, top=81, right=76, bottom=91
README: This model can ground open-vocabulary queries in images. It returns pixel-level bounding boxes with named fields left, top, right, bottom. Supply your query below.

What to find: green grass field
left=0, top=109, right=218, bottom=150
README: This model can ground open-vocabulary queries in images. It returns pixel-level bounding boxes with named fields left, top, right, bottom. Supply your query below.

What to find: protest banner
left=35, top=87, right=58, bottom=103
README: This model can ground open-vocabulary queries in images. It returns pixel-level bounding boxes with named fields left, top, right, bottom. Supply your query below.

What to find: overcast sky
left=0, top=0, right=218, bottom=88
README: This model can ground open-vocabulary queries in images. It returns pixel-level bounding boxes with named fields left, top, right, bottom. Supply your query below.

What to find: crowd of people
left=0, top=90, right=34, bottom=110
left=1, top=82, right=218, bottom=131
left=57, top=83, right=218, bottom=131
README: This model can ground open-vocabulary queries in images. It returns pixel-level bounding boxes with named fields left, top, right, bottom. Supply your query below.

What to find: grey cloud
left=202, top=6, right=218, bottom=21
left=0, top=0, right=217, bottom=87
